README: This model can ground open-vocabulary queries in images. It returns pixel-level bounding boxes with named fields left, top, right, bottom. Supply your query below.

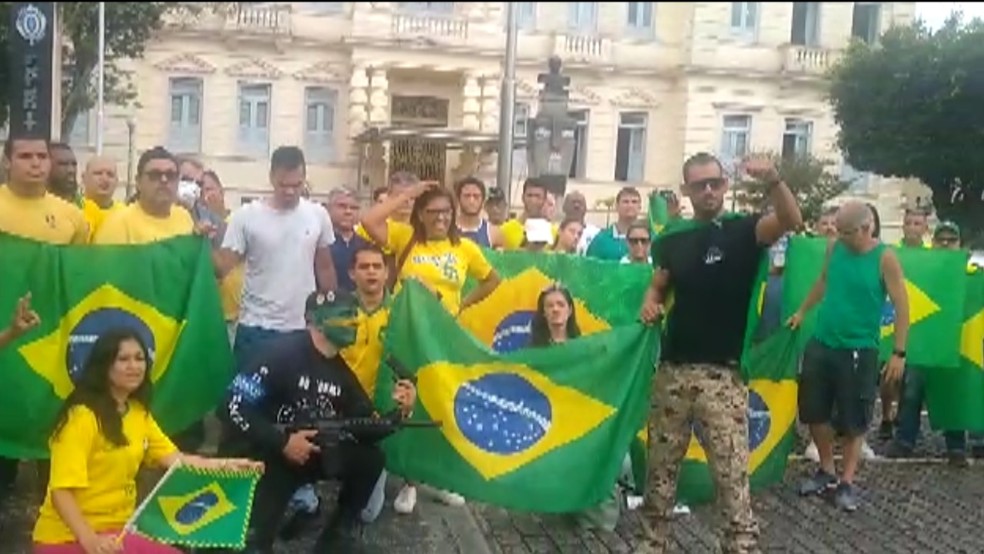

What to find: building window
left=68, top=111, right=92, bottom=147
left=720, top=114, right=752, bottom=171
left=399, top=2, right=454, bottom=14
left=841, top=162, right=872, bottom=193
left=730, top=2, right=759, bottom=38
left=514, top=2, right=536, bottom=30
left=781, top=118, right=813, bottom=160
left=569, top=109, right=589, bottom=179
left=168, top=77, right=203, bottom=154
left=237, top=82, right=271, bottom=159
left=790, top=2, right=821, bottom=46
left=304, top=86, right=337, bottom=164
left=615, top=112, right=647, bottom=182
left=852, top=2, right=881, bottom=44
left=568, top=2, right=598, bottom=33
left=626, top=2, right=654, bottom=38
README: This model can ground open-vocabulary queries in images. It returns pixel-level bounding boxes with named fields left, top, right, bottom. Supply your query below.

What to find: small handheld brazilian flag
left=126, top=462, right=261, bottom=549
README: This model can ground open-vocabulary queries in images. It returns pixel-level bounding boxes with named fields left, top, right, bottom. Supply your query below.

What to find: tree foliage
left=732, top=151, right=851, bottom=223
left=828, top=15, right=984, bottom=247
left=0, top=3, right=233, bottom=138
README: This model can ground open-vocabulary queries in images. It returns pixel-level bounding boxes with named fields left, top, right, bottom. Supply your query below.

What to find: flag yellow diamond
left=961, top=309, right=984, bottom=369
left=18, top=284, right=184, bottom=398
left=881, top=280, right=940, bottom=338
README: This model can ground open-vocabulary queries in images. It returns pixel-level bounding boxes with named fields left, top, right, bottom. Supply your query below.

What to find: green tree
left=0, top=3, right=232, bottom=137
left=828, top=15, right=984, bottom=247
left=732, top=151, right=851, bottom=223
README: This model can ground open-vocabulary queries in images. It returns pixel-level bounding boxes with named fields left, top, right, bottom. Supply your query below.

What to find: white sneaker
left=394, top=484, right=417, bottom=514
left=626, top=495, right=644, bottom=510
left=435, top=489, right=466, bottom=506
left=805, top=442, right=820, bottom=462
left=861, top=440, right=877, bottom=460
left=672, top=503, right=691, bottom=515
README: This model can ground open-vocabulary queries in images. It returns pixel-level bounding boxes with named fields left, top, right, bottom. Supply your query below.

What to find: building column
left=366, top=66, right=390, bottom=187
left=479, top=74, right=500, bottom=133
left=462, top=72, right=482, bottom=131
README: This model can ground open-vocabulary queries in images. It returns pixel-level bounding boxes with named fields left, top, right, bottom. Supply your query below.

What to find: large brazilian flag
left=376, top=281, right=656, bottom=512
left=0, top=233, right=234, bottom=458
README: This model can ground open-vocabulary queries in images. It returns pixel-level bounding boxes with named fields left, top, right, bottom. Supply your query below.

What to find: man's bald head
left=83, top=155, right=119, bottom=205
left=563, top=191, right=587, bottom=220
left=836, top=201, right=873, bottom=231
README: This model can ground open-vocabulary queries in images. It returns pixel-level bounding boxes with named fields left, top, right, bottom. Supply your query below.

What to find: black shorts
left=798, top=338, right=880, bottom=437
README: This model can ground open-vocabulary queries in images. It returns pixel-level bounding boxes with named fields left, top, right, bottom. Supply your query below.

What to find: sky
left=915, top=2, right=984, bottom=29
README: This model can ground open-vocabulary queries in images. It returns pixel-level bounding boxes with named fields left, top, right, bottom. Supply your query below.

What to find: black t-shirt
left=218, top=331, right=375, bottom=456
left=652, top=214, right=764, bottom=365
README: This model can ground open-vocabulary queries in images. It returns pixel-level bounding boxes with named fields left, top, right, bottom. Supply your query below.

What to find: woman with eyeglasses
left=620, top=222, right=653, bottom=264
left=32, top=328, right=260, bottom=554
left=360, top=180, right=501, bottom=514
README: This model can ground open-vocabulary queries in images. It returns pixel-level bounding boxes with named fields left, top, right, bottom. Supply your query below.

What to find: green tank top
left=814, top=242, right=887, bottom=349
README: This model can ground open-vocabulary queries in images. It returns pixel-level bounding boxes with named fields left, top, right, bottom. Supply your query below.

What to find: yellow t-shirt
left=356, top=223, right=393, bottom=255
left=500, top=218, right=559, bottom=251
left=33, top=404, right=177, bottom=544
left=340, top=299, right=390, bottom=398
left=219, top=215, right=245, bottom=322
left=0, top=185, right=88, bottom=244
left=92, top=203, right=194, bottom=245
left=385, top=221, right=493, bottom=314
left=82, top=198, right=122, bottom=242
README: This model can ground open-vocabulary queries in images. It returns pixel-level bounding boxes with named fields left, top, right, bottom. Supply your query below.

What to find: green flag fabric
left=459, top=250, right=651, bottom=352
left=781, top=236, right=967, bottom=368
left=0, top=233, right=233, bottom=458
left=133, top=464, right=260, bottom=549
left=648, top=191, right=669, bottom=234
left=924, top=270, right=984, bottom=431
left=377, top=281, right=656, bottom=513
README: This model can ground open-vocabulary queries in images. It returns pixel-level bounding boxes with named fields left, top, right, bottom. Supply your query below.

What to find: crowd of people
left=0, top=131, right=979, bottom=554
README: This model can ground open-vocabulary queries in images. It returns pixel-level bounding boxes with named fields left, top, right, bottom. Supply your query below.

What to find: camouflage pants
left=636, top=364, right=760, bottom=554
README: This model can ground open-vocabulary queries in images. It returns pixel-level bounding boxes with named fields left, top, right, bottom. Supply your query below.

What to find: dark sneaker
left=833, top=482, right=859, bottom=512
left=798, top=469, right=837, bottom=496
left=313, top=515, right=367, bottom=553
left=878, top=420, right=895, bottom=440
left=279, top=501, right=322, bottom=541
left=885, top=441, right=914, bottom=459
left=946, top=450, right=970, bottom=467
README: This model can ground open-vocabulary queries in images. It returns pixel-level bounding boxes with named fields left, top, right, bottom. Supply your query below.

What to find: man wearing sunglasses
left=637, top=152, right=801, bottom=554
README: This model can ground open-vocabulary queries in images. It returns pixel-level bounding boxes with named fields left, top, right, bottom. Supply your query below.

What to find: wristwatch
left=892, top=348, right=907, bottom=359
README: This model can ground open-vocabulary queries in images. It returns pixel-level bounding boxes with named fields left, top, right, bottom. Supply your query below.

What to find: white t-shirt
left=222, top=198, right=335, bottom=331
left=576, top=223, right=601, bottom=255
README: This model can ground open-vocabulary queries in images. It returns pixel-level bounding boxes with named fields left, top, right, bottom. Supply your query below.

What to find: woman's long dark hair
left=411, top=186, right=460, bottom=245
left=865, top=202, right=882, bottom=239
left=52, top=328, right=153, bottom=447
left=529, top=285, right=581, bottom=347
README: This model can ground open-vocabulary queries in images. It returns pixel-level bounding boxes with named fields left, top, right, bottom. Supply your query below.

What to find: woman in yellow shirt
left=33, top=328, right=258, bottom=554
left=360, top=181, right=501, bottom=315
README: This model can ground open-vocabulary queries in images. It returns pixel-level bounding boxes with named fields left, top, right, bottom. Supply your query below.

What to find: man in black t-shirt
left=217, top=290, right=416, bottom=554
left=636, top=153, right=802, bottom=554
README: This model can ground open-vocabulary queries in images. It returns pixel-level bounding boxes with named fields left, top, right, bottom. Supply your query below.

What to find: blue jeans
left=233, top=325, right=303, bottom=368
left=289, top=470, right=388, bottom=523
left=895, top=367, right=967, bottom=452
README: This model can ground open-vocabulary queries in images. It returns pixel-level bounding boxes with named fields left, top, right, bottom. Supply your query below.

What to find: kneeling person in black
left=217, top=290, right=416, bottom=553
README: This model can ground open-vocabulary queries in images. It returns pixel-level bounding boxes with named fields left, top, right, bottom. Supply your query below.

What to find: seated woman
left=32, top=327, right=258, bottom=554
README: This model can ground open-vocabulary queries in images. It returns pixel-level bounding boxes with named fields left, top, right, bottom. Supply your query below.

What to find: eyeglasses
left=144, top=169, right=179, bottom=183
left=628, top=237, right=651, bottom=245
left=685, top=177, right=726, bottom=191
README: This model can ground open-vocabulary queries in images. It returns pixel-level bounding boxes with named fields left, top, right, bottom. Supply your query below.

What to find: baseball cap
left=934, top=220, right=960, bottom=238
left=304, top=290, right=358, bottom=348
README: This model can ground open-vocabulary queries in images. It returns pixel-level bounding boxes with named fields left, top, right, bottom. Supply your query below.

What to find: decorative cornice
left=293, top=61, right=346, bottom=84
left=609, top=87, right=660, bottom=109
left=225, top=57, right=283, bottom=79
left=569, top=84, right=602, bottom=106
left=711, top=101, right=765, bottom=113
left=153, top=53, right=216, bottom=74
left=516, top=78, right=539, bottom=98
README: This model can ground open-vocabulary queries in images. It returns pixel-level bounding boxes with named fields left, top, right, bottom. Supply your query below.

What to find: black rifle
left=275, top=411, right=440, bottom=450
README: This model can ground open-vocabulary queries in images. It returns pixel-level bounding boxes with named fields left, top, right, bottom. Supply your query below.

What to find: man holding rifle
left=217, top=289, right=420, bottom=553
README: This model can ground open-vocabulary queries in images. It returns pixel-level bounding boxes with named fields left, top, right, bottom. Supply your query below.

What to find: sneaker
left=798, top=469, right=837, bottom=497
left=312, top=514, right=365, bottom=553
left=804, top=441, right=820, bottom=462
left=860, top=441, right=877, bottom=461
left=833, top=482, right=859, bottom=512
left=435, top=489, right=466, bottom=506
left=885, top=441, right=914, bottom=459
left=625, top=495, right=644, bottom=510
left=946, top=450, right=969, bottom=468
left=278, top=501, right=321, bottom=541
left=878, top=420, right=895, bottom=441
left=672, top=503, right=691, bottom=515
left=394, top=484, right=417, bottom=514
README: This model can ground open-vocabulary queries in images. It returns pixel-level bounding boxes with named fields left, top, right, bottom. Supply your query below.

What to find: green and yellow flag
left=781, top=236, right=968, bottom=367
left=459, top=250, right=652, bottom=352
left=0, top=233, right=233, bottom=458
left=377, top=281, right=656, bottom=512
left=648, top=191, right=669, bottom=234
left=133, top=464, right=260, bottom=549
